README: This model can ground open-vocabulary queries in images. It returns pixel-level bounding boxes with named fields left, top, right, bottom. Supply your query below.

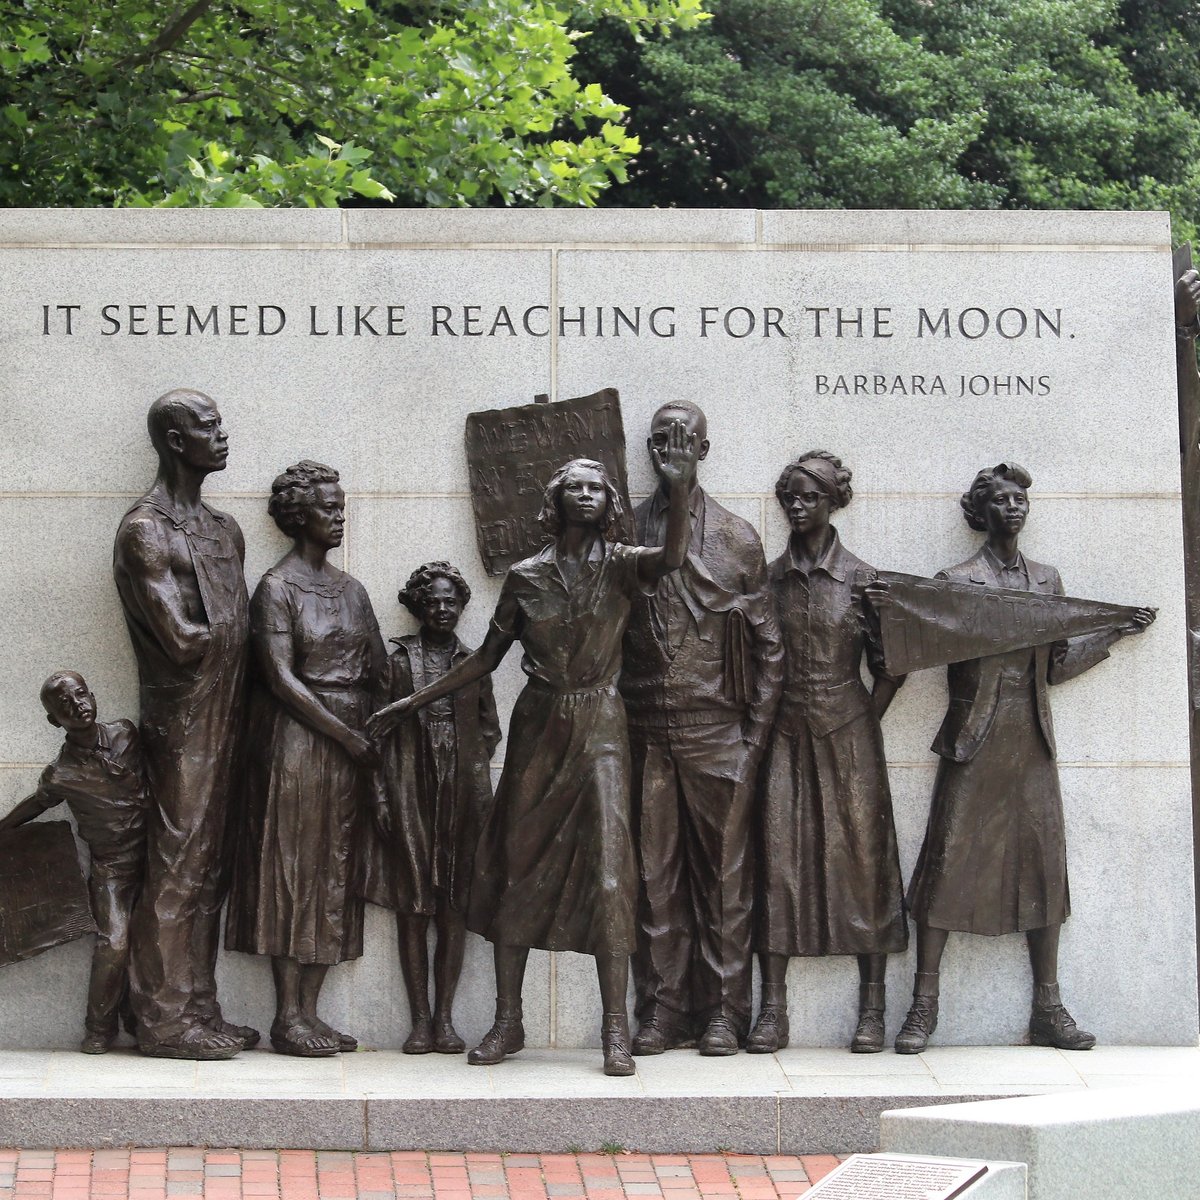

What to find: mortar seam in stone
left=886, top=760, right=1187, bottom=769
left=0, top=241, right=1169, bottom=252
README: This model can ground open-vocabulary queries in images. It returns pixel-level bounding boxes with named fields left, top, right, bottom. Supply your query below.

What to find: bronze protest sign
left=0, top=821, right=94, bottom=967
left=870, top=572, right=1148, bottom=676
left=465, top=388, right=633, bottom=576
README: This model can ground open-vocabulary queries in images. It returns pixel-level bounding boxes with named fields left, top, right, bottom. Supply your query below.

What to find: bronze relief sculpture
left=749, top=453, right=907, bottom=1055
left=620, top=402, right=783, bottom=1056
left=370, top=424, right=699, bottom=1076
left=113, top=389, right=257, bottom=1060
left=362, top=561, right=501, bottom=1055
left=225, top=461, right=386, bottom=1057
left=0, top=672, right=147, bottom=1053
left=885, top=463, right=1155, bottom=1053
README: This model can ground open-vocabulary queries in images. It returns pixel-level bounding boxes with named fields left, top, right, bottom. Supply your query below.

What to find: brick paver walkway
left=0, top=1150, right=844, bottom=1199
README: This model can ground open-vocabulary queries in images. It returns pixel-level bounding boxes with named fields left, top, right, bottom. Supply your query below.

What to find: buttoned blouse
left=491, top=539, right=651, bottom=692
left=770, top=530, right=891, bottom=738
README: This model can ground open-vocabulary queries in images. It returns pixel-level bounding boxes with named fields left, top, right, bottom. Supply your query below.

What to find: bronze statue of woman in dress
left=369, top=423, right=698, bottom=1076
left=749, top=451, right=906, bottom=1055
left=892, top=463, right=1154, bottom=1053
left=226, top=461, right=386, bottom=1056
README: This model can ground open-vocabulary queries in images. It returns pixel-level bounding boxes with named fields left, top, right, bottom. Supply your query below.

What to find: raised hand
left=650, top=417, right=699, bottom=492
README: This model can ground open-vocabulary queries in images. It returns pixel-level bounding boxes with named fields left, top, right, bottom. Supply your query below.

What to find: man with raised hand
left=621, top=401, right=783, bottom=1056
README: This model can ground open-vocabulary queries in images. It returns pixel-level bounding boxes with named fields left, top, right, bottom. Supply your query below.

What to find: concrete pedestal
left=881, top=1084, right=1200, bottom=1199
left=1, top=1045, right=1195, bottom=1155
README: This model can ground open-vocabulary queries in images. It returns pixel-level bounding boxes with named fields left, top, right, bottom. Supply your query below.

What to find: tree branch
left=116, top=1, right=215, bottom=69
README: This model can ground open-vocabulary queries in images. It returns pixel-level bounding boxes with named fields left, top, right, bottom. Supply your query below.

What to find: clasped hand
left=366, top=695, right=418, bottom=739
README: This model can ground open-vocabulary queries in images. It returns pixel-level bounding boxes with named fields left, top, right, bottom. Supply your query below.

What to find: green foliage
left=575, top=0, right=1200, bottom=241
left=0, top=0, right=705, bottom=208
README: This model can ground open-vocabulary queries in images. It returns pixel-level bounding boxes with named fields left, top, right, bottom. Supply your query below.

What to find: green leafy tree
left=575, top=0, right=1200, bottom=241
left=0, top=0, right=706, bottom=207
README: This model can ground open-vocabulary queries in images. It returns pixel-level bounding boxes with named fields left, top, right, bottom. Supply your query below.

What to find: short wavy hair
left=399, top=560, right=471, bottom=617
left=537, top=458, right=625, bottom=540
left=961, top=462, right=1032, bottom=532
left=267, top=460, right=340, bottom=536
left=774, top=450, right=853, bottom=510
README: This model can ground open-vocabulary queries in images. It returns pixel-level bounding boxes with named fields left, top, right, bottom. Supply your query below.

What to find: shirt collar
left=649, top=484, right=705, bottom=521
left=516, top=537, right=606, bottom=587
left=982, top=544, right=1027, bottom=578
left=58, top=723, right=109, bottom=765
left=783, top=528, right=848, bottom=582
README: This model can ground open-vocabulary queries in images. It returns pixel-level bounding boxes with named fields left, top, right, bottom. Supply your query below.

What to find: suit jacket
left=931, top=546, right=1112, bottom=763
left=620, top=487, right=783, bottom=734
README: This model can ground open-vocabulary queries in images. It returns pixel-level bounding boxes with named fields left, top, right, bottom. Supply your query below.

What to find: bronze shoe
left=746, top=1006, right=789, bottom=1054
left=851, top=983, right=886, bottom=1054
left=433, top=1016, right=466, bottom=1054
left=631, top=1012, right=690, bottom=1056
left=1030, top=1004, right=1095, bottom=1051
left=894, top=995, right=938, bottom=1055
left=601, top=1012, right=635, bottom=1077
left=403, top=1015, right=434, bottom=1055
left=467, top=1017, right=525, bottom=1066
left=698, top=1014, right=740, bottom=1057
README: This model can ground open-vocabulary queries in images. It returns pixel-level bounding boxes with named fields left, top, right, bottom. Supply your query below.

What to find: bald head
left=145, top=388, right=228, bottom=474
left=39, top=670, right=87, bottom=715
left=652, top=401, right=707, bottom=443
left=649, top=401, right=709, bottom=479
left=147, top=388, right=215, bottom=458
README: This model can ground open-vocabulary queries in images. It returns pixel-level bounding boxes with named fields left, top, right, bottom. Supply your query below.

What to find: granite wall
left=0, top=208, right=1193, bottom=1049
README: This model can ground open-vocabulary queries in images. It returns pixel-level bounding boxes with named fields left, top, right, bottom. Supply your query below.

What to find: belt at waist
left=525, top=676, right=619, bottom=703
left=626, top=707, right=740, bottom=730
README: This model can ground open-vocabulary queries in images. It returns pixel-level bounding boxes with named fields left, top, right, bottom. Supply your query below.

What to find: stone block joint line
left=0, top=1149, right=844, bottom=1198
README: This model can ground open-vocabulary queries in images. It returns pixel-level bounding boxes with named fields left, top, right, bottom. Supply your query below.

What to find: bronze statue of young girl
left=363, top=561, right=501, bottom=1055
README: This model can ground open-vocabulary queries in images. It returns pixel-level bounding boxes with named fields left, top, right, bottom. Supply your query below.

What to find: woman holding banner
left=892, top=462, right=1154, bottom=1054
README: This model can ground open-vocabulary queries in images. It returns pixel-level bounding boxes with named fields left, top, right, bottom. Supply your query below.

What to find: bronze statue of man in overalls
left=114, top=388, right=257, bottom=1059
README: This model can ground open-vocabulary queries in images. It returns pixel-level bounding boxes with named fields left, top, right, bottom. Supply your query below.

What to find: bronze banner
left=0, top=821, right=94, bottom=967
left=870, top=572, right=1145, bottom=675
left=465, top=388, right=633, bottom=576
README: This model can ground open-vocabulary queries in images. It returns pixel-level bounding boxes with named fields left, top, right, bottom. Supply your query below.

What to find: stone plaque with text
left=808, top=1155, right=987, bottom=1199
